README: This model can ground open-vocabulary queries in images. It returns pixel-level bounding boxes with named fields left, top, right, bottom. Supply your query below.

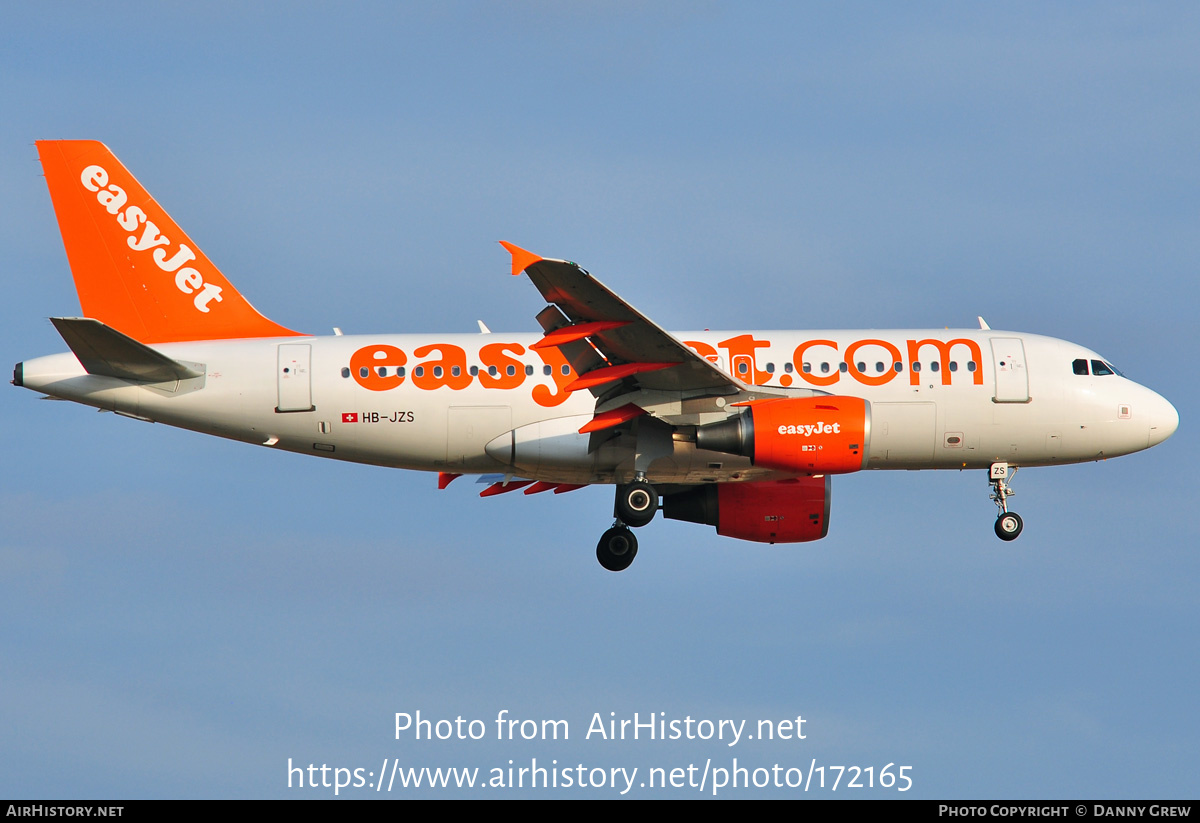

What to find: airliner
left=14, top=141, right=1179, bottom=571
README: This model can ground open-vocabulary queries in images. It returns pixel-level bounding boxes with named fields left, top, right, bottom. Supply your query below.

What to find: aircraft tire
left=994, top=512, right=1023, bottom=541
left=615, top=481, right=658, bottom=528
left=596, top=526, right=638, bottom=572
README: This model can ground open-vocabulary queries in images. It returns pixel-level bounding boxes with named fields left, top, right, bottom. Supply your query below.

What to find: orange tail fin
left=36, top=140, right=303, bottom=343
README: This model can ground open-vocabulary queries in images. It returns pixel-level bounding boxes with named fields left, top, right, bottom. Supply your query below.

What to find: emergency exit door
left=277, top=343, right=314, bottom=412
left=990, top=338, right=1029, bottom=403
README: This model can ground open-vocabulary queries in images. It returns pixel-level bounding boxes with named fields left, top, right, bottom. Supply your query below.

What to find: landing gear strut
left=596, top=524, right=638, bottom=572
left=989, top=462, right=1023, bottom=541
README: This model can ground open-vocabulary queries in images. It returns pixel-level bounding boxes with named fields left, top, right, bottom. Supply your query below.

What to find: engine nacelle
left=695, top=396, right=870, bottom=474
left=663, top=477, right=832, bottom=543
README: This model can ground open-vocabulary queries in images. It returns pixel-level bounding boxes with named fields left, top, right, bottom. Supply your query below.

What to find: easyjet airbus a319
left=15, top=141, right=1179, bottom=570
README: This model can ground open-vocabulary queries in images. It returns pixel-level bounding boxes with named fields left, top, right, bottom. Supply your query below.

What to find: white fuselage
left=17, top=328, right=1177, bottom=485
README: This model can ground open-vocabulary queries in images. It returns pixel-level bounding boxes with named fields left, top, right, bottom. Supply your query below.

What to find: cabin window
left=433, top=366, right=443, bottom=378
left=894, top=362, right=903, bottom=373
left=377, top=366, right=388, bottom=377
left=525, top=365, right=534, bottom=376
left=801, top=362, right=811, bottom=373
left=1073, top=359, right=1089, bottom=376
left=765, top=362, right=775, bottom=374
left=784, top=362, right=794, bottom=374
left=341, top=367, right=350, bottom=378
left=967, top=361, right=977, bottom=372
left=912, top=362, right=922, bottom=373
left=930, top=361, right=939, bottom=372
left=506, top=365, right=517, bottom=377
left=451, top=365, right=461, bottom=377
left=543, top=365, right=552, bottom=376
left=839, top=362, right=848, bottom=373
left=561, top=365, right=570, bottom=376
left=949, top=361, right=958, bottom=372
left=470, top=365, right=479, bottom=376
left=738, top=362, right=749, bottom=374
left=398, top=367, right=405, bottom=377
left=488, top=365, right=498, bottom=377
left=820, top=362, right=830, bottom=374
left=414, top=366, right=424, bottom=377
left=359, top=367, right=369, bottom=378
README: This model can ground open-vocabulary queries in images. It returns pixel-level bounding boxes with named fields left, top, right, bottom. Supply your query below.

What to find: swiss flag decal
left=342, top=413, right=358, bottom=423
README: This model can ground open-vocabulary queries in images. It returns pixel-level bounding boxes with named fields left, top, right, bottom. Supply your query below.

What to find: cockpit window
left=1073, top=358, right=1089, bottom=376
left=1091, top=359, right=1114, bottom=376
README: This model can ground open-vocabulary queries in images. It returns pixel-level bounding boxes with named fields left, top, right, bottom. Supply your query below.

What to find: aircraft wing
left=501, top=242, right=742, bottom=397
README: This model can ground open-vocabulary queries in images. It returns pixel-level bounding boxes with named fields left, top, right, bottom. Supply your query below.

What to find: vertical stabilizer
left=37, top=140, right=303, bottom=343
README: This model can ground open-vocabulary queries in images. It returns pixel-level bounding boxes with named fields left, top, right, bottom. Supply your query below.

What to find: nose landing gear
left=989, top=462, right=1023, bottom=541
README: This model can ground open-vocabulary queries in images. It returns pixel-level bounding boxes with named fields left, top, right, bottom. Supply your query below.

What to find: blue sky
left=1, top=3, right=1196, bottom=798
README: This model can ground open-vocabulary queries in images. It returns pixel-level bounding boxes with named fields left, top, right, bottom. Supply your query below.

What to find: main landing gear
left=615, top=479, right=658, bottom=528
left=596, top=479, right=659, bottom=571
left=989, top=462, right=1023, bottom=541
left=596, top=524, right=638, bottom=572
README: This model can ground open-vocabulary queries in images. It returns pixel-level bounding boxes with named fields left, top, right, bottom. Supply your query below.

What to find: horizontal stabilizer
left=50, top=317, right=203, bottom=382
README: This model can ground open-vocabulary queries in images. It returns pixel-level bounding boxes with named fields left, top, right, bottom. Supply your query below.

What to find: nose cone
left=1147, top=390, right=1179, bottom=447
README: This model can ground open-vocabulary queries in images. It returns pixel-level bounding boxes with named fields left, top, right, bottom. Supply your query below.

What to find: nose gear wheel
left=988, top=463, right=1023, bottom=541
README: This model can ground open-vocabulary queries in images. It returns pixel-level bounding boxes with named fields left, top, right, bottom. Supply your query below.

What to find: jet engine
left=663, top=476, right=832, bottom=543
left=695, top=396, right=870, bottom=474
